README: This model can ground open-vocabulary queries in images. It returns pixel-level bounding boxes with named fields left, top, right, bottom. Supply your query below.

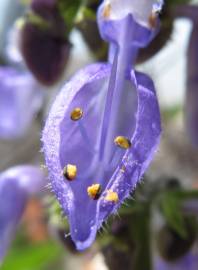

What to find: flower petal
left=101, top=0, right=163, bottom=26
left=0, top=67, right=43, bottom=139
left=42, top=65, right=161, bottom=249
left=97, top=0, right=162, bottom=50
left=97, top=71, right=161, bottom=224
left=98, top=13, right=154, bottom=48
left=0, top=165, right=45, bottom=262
left=42, top=63, right=111, bottom=249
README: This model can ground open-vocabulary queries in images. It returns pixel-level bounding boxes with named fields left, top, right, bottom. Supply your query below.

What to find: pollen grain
left=105, top=190, right=119, bottom=203
left=114, top=136, right=131, bottom=149
left=103, top=2, right=111, bottom=18
left=70, top=108, right=83, bottom=121
left=87, top=184, right=101, bottom=200
left=63, top=164, right=77, bottom=181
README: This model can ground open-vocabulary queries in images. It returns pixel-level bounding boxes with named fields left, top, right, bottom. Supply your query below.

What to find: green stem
left=129, top=205, right=152, bottom=270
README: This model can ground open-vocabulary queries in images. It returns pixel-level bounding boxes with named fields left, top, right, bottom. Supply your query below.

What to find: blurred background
left=1, top=0, right=198, bottom=269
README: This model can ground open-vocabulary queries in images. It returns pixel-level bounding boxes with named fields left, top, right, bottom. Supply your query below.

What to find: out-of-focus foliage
left=58, top=0, right=81, bottom=32
left=168, top=0, right=192, bottom=4
left=1, top=235, right=62, bottom=270
left=160, top=190, right=198, bottom=238
left=46, top=195, right=68, bottom=230
left=75, top=0, right=107, bottom=60
left=97, top=178, right=198, bottom=270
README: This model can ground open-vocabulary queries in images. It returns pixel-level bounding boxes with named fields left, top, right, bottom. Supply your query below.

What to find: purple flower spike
left=186, top=22, right=198, bottom=146
left=184, top=9, right=198, bottom=146
left=43, top=0, right=162, bottom=250
left=0, top=67, right=43, bottom=139
left=0, top=165, right=46, bottom=263
left=173, top=5, right=198, bottom=146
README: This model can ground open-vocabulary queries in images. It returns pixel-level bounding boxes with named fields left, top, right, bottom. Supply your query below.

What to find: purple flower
left=185, top=9, right=198, bottom=146
left=0, top=67, right=43, bottom=139
left=42, top=0, right=162, bottom=250
left=0, top=165, right=45, bottom=263
left=173, top=5, right=198, bottom=146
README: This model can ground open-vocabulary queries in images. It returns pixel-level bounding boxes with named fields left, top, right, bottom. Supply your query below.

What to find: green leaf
left=1, top=238, right=62, bottom=270
left=159, top=190, right=198, bottom=238
left=161, top=193, right=188, bottom=238
left=167, top=0, right=193, bottom=5
left=58, top=0, right=82, bottom=32
left=75, top=7, right=96, bottom=23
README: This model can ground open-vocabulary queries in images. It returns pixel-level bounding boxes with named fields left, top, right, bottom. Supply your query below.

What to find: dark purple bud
left=20, top=0, right=71, bottom=86
left=31, top=0, right=58, bottom=16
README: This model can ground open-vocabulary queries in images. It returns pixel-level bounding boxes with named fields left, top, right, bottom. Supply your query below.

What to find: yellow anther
left=63, top=164, right=77, bottom=181
left=103, top=2, right=111, bottom=18
left=70, top=108, right=83, bottom=121
left=87, top=184, right=101, bottom=200
left=105, top=190, right=119, bottom=203
left=148, top=12, right=157, bottom=29
left=114, top=136, right=131, bottom=149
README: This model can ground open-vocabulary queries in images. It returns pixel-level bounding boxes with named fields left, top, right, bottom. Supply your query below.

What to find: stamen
left=77, top=121, right=97, bottom=154
left=98, top=48, right=119, bottom=161
left=105, top=190, right=119, bottom=203
left=70, top=108, right=83, bottom=121
left=148, top=12, right=158, bottom=29
left=63, top=164, right=77, bottom=181
left=103, top=2, right=111, bottom=18
left=70, top=107, right=97, bottom=154
left=98, top=17, right=134, bottom=164
left=87, top=184, right=102, bottom=200
left=114, top=136, right=131, bottom=149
